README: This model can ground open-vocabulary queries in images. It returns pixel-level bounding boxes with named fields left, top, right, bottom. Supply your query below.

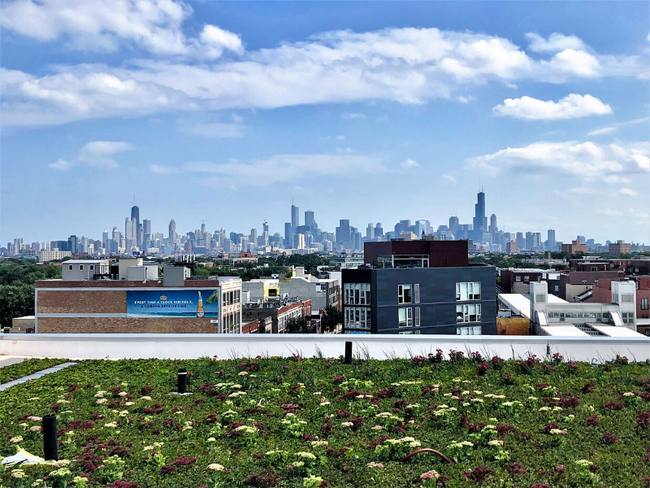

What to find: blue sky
left=1, top=0, right=649, bottom=245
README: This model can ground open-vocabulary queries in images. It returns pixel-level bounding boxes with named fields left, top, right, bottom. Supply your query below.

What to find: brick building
left=35, top=277, right=243, bottom=334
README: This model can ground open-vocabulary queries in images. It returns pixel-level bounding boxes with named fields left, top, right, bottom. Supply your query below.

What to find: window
left=515, top=276, right=521, bottom=282
left=456, top=325, right=482, bottom=335
left=554, top=285, right=559, bottom=292
left=89, top=265, right=94, bottom=271
left=456, top=282, right=481, bottom=301
left=642, top=298, right=649, bottom=310
left=414, top=284, right=420, bottom=304
left=68, top=265, right=73, bottom=271
left=456, top=304, right=481, bottom=323
left=415, top=307, right=420, bottom=326
left=79, top=265, right=84, bottom=271
left=344, top=307, right=371, bottom=330
left=524, top=276, right=530, bottom=282
left=398, top=284, right=412, bottom=304
left=343, top=283, right=370, bottom=305
left=398, top=307, right=412, bottom=327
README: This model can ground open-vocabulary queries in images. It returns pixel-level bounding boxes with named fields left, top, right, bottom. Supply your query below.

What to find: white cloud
left=81, top=141, right=133, bottom=155
left=493, top=94, right=612, bottom=120
left=401, top=159, right=419, bottom=168
left=184, top=153, right=385, bottom=187
left=526, top=33, right=587, bottom=53
left=178, top=122, right=244, bottom=139
left=342, top=113, right=366, bottom=119
left=48, top=159, right=72, bottom=171
left=588, top=116, right=650, bottom=137
left=466, top=140, right=649, bottom=181
left=442, top=173, right=457, bottom=183
left=149, top=164, right=178, bottom=174
left=231, top=113, right=243, bottom=123
left=1, top=27, right=646, bottom=127
left=545, top=49, right=601, bottom=77
left=457, top=96, right=474, bottom=103
left=588, top=127, right=617, bottom=136
left=198, top=24, right=244, bottom=58
left=0, top=0, right=242, bottom=59
left=618, top=188, right=638, bottom=196
left=48, top=140, right=132, bottom=170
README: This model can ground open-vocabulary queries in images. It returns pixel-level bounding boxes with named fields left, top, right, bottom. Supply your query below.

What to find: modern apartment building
left=342, top=240, right=496, bottom=335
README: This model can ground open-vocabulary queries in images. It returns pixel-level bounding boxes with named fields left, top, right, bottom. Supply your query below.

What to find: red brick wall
left=38, top=317, right=219, bottom=334
left=38, top=290, right=126, bottom=314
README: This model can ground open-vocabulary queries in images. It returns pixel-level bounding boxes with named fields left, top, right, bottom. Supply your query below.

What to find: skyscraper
left=473, top=191, right=487, bottom=241
left=449, top=216, right=459, bottom=234
left=168, top=219, right=176, bottom=243
left=547, top=229, right=556, bottom=251
left=291, top=204, right=299, bottom=228
left=262, top=221, right=269, bottom=247
left=102, top=230, right=109, bottom=250
left=131, top=205, right=141, bottom=246
left=366, top=223, right=375, bottom=240
left=304, top=210, right=316, bottom=230
left=375, top=223, right=384, bottom=238
left=284, top=222, right=293, bottom=248
left=489, top=214, right=497, bottom=233
left=336, top=220, right=351, bottom=245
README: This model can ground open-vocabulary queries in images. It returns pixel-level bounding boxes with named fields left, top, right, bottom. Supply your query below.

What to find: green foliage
left=286, top=317, right=313, bottom=334
left=0, top=358, right=67, bottom=384
left=0, top=260, right=61, bottom=328
left=0, top=356, right=649, bottom=487
left=320, top=305, right=342, bottom=333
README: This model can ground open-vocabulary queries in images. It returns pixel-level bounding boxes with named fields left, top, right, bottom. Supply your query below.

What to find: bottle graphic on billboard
left=196, top=291, right=205, bottom=318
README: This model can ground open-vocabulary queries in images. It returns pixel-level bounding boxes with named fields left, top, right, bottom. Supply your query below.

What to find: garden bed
left=0, top=358, right=68, bottom=385
left=1, top=352, right=649, bottom=487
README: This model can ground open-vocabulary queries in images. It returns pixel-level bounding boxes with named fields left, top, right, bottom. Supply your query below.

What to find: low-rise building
left=38, top=249, right=72, bottom=262
left=561, top=240, right=587, bottom=254
left=279, top=267, right=340, bottom=312
left=531, top=280, right=640, bottom=335
left=62, top=259, right=111, bottom=281
left=559, top=271, right=624, bottom=302
left=241, top=299, right=312, bottom=333
left=34, top=270, right=242, bottom=334
left=342, top=240, right=496, bottom=335
left=609, top=240, right=632, bottom=258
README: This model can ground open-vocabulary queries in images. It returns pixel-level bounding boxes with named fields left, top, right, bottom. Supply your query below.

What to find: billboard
left=127, top=289, right=219, bottom=318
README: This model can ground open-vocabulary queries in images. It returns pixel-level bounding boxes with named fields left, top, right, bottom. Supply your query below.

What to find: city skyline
left=1, top=1, right=649, bottom=244
left=4, top=189, right=646, bottom=253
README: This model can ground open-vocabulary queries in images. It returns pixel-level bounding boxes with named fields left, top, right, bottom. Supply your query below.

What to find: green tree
left=320, top=305, right=343, bottom=333
left=0, top=283, right=35, bottom=328
left=285, top=316, right=313, bottom=333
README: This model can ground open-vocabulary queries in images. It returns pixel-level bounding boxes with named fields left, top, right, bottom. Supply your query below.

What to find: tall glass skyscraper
left=291, top=204, right=299, bottom=228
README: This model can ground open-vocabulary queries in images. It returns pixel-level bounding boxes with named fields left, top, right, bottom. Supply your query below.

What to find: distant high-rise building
left=473, top=191, right=487, bottom=242
left=304, top=210, right=316, bottom=230
left=366, top=223, right=375, bottom=240
left=168, top=219, right=176, bottom=243
left=250, top=228, right=258, bottom=245
left=449, top=216, right=459, bottom=234
left=516, top=232, right=525, bottom=250
left=506, top=240, right=518, bottom=254
left=336, top=220, right=351, bottom=245
left=547, top=229, right=556, bottom=251
left=489, top=214, right=497, bottom=234
left=577, top=235, right=586, bottom=244
left=291, top=204, right=299, bottom=228
left=525, top=232, right=534, bottom=250
left=262, top=221, right=269, bottom=247
left=375, top=223, right=384, bottom=238
left=131, top=205, right=141, bottom=246
left=68, top=235, right=78, bottom=254
left=284, top=222, right=293, bottom=248
left=102, top=230, right=109, bottom=250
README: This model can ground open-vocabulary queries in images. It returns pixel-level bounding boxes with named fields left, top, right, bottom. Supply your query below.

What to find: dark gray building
left=342, top=240, right=496, bottom=335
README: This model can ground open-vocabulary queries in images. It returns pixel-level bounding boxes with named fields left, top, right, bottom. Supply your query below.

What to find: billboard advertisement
left=127, top=289, right=219, bottom=318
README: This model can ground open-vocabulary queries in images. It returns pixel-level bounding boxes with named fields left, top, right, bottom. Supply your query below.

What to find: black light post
left=344, top=341, right=353, bottom=364
left=177, top=368, right=188, bottom=394
left=43, top=415, right=58, bottom=461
